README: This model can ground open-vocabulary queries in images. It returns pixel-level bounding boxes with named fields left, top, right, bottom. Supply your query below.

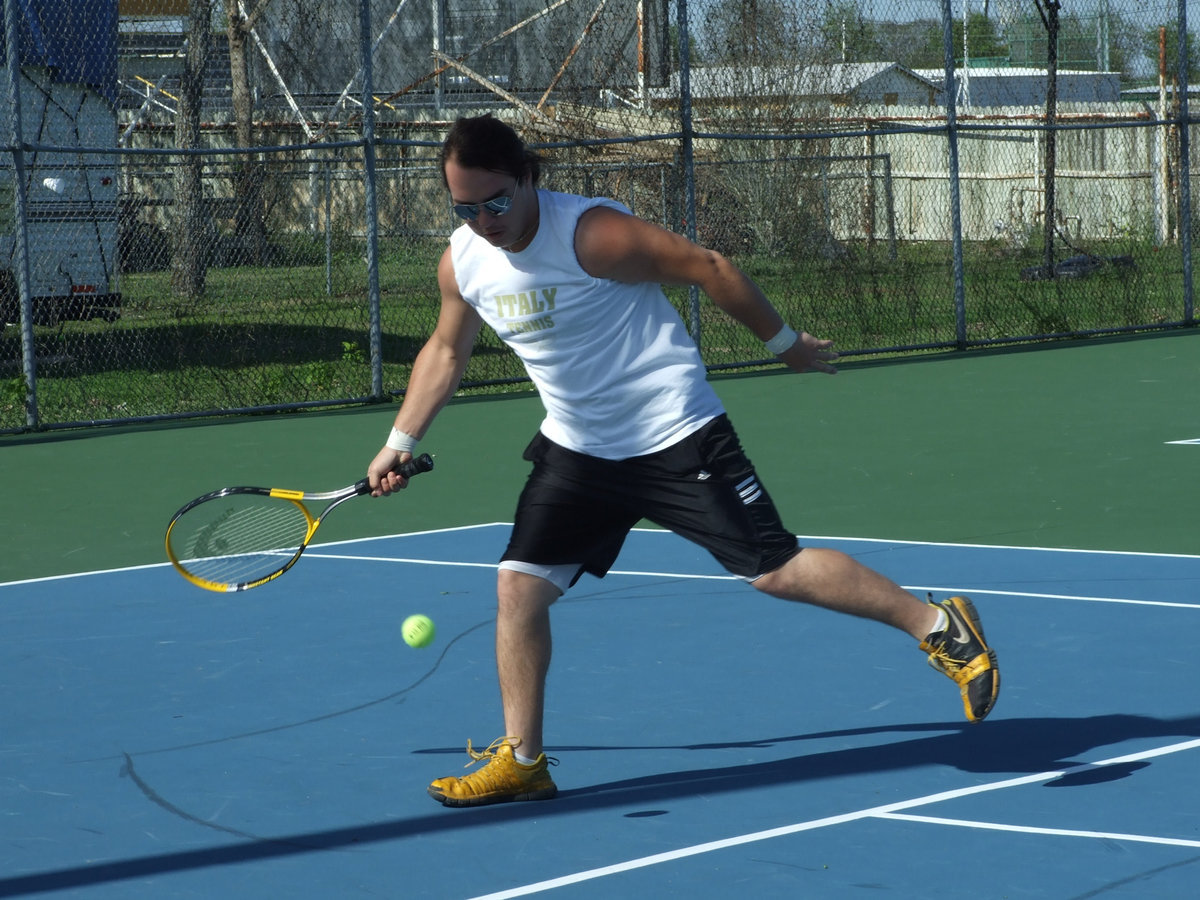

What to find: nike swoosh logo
left=949, top=616, right=972, bottom=644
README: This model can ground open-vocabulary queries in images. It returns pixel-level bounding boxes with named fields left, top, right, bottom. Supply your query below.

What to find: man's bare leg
left=495, top=568, right=560, bottom=759
left=753, top=546, right=999, bottom=722
left=425, top=568, right=561, bottom=806
left=752, top=546, right=939, bottom=639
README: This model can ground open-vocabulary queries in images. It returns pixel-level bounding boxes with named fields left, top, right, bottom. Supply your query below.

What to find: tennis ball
left=401, top=614, right=436, bottom=648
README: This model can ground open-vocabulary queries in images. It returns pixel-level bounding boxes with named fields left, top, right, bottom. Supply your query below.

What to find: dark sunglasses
left=451, top=182, right=518, bottom=221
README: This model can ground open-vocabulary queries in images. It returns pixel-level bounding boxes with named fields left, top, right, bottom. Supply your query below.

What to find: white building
left=914, top=67, right=1122, bottom=108
left=652, top=63, right=940, bottom=108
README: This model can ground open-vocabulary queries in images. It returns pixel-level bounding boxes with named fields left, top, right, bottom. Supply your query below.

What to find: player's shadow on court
left=4, top=713, right=1194, bottom=898
left=552, top=712, right=1200, bottom=804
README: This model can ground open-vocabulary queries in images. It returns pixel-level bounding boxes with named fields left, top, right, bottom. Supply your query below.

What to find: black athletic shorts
left=500, top=415, right=801, bottom=584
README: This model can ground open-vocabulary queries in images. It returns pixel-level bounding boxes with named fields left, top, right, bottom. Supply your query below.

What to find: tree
left=1008, top=10, right=1134, bottom=76
left=226, top=0, right=273, bottom=266
left=910, top=12, right=1009, bottom=70
left=875, top=19, right=941, bottom=70
left=816, top=1, right=884, bottom=64
left=172, top=0, right=213, bottom=300
left=1141, top=22, right=1200, bottom=84
left=697, top=0, right=806, bottom=66
left=1035, top=0, right=1060, bottom=277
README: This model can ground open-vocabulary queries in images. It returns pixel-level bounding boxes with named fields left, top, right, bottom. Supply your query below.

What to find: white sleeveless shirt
left=449, top=189, right=724, bottom=459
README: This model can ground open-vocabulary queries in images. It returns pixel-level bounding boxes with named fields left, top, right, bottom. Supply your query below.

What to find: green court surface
left=2, top=331, right=1197, bottom=585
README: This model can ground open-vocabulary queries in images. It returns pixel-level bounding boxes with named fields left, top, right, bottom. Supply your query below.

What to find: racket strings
left=173, top=497, right=312, bottom=586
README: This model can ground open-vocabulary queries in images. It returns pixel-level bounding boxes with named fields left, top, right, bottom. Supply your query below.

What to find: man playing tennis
left=367, top=114, right=999, bottom=808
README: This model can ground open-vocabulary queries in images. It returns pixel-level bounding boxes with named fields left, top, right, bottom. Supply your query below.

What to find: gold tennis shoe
left=920, top=595, right=1000, bottom=723
left=428, top=736, right=558, bottom=807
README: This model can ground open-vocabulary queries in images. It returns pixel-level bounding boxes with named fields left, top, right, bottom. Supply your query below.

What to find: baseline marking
left=467, top=738, right=1200, bottom=900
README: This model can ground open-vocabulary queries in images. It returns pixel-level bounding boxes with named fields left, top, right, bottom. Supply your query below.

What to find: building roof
left=912, top=67, right=1121, bottom=87
left=653, top=62, right=939, bottom=101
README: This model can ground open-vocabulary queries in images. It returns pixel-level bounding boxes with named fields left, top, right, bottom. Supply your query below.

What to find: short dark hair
left=440, top=115, right=542, bottom=187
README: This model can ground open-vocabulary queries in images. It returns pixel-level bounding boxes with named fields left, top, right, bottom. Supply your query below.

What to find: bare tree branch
left=239, top=0, right=274, bottom=34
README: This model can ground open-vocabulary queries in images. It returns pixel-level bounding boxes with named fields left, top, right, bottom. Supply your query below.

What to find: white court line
left=904, top=585, right=1200, bottom=610
left=467, top=737, right=1200, bottom=900
left=295, top=556, right=1200, bottom=609
left=303, top=552, right=742, bottom=581
left=876, top=813, right=1200, bottom=849
left=6, top=525, right=1199, bottom=592
left=792, top=532, right=1200, bottom=561
left=0, top=561, right=169, bottom=587
left=306, top=553, right=500, bottom=570
left=0, top=524, right=513, bottom=588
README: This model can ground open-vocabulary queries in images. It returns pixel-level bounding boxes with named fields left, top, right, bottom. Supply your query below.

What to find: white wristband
left=764, top=324, right=798, bottom=355
left=385, top=427, right=418, bottom=454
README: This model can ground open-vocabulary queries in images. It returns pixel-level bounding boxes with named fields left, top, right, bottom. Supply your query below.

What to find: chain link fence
left=2, top=0, right=1196, bottom=432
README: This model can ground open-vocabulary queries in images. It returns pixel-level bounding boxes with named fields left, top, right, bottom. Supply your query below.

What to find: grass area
left=1, top=234, right=1191, bottom=431
left=681, top=237, right=1185, bottom=366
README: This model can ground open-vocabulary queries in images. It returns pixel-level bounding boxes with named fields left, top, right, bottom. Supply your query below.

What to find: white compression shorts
left=497, top=560, right=582, bottom=595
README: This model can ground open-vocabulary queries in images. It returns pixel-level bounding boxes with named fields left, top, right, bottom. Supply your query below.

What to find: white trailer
left=2, top=6, right=120, bottom=327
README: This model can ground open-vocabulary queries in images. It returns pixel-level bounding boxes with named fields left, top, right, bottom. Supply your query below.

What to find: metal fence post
left=675, top=0, right=701, bottom=345
left=1177, top=0, right=1194, bottom=323
left=940, top=0, right=967, bottom=349
left=3, top=0, right=37, bottom=429
left=5, top=3, right=1196, bottom=434
left=360, top=0, right=384, bottom=398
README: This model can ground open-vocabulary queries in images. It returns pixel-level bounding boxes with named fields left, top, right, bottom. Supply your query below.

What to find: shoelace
left=460, top=736, right=559, bottom=773
left=464, top=735, right=521, bottom=768
left=928, top=643, right=969, bottom=671
left=924, top=595, right=973, bottom=671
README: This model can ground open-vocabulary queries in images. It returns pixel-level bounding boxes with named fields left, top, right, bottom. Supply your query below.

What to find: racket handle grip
left=356, top=452, right=434, bottom=495
left=399, top=452, right=435, bottom=477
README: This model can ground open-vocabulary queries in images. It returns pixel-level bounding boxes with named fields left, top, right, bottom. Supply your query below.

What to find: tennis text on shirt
left=494, top=289, right=556, bottom=333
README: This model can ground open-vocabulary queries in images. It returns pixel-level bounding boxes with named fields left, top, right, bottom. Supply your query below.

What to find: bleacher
left=117, top=25, right=234, bottom=117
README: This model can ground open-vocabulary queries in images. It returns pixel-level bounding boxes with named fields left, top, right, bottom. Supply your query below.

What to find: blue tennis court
left=3, top=524, right=1198, bottom=899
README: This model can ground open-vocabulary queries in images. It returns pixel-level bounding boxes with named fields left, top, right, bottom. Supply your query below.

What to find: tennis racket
left=165, top=453, right=434, bottom=593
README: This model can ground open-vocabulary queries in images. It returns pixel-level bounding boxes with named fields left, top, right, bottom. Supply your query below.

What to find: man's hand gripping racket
left=165, top=453, right=434, bottom=593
